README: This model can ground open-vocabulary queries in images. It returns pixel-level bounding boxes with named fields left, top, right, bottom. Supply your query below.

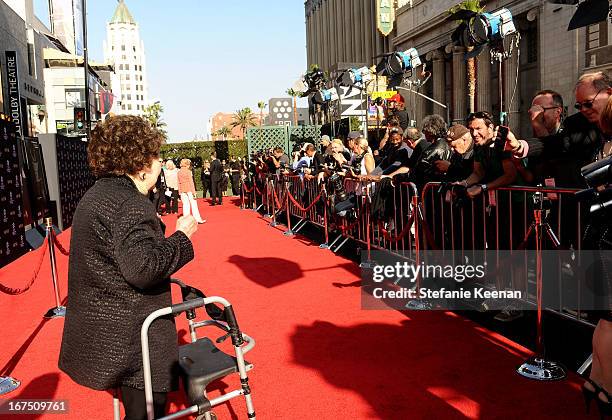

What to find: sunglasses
left=574, top=89, right=604, bottom=111
left=529, top=105, right=560, bottom=113
left=466, top=111, right=494, bottom=125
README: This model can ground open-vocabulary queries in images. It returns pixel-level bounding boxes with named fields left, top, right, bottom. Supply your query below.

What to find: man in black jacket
left=507, top=71, right=611, bottom=182
left=210, top=151, right=224, bottom=205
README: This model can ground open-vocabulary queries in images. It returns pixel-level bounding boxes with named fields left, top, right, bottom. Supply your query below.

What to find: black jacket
left=210, top=158, right=224, bottom=182
left=525, top=113, right=604, bottom=187
left=410, top=138, right=453, bottom=188
left=59, top=176, right=194, bottom=392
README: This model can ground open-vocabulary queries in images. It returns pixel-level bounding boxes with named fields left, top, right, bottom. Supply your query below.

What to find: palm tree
left=257, top=101, right=266, bottom=127
left=230, top=107, right=257, bottom=140
left=143, top=101, right=168, bottom=139
left=286, top=88, right=300, bottom=125
left=449, top=0, right=484, bottom=114
left=215, top=126, right=232, bottom=141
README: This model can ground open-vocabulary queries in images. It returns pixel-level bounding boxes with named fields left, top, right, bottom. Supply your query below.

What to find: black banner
left=5, top=51, right=23, bottom=139
left=0, top=117, right=27, bottom=267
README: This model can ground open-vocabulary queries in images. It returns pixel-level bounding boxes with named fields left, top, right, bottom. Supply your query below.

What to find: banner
left=0, top=116, right=27, bottom=267
left=5, top=51, right=23, bottom=140
left=376, top=0, right=396, bottom=36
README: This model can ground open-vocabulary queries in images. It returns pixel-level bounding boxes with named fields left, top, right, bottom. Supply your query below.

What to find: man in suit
left=210, top=151, right=223, bottom=205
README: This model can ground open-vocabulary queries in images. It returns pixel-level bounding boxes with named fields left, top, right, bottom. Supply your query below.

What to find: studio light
left=337, top=66, right=373, bottom=88
left=450, top=8, right=517, bottom=58
left=312, top=87, right=339, bottom=105
left=374, top=47, right=422, bottom=89
left=386, top=48, right=422, bottom=76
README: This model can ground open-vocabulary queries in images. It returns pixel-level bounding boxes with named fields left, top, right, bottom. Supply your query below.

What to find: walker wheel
left=196, top=412, right=217, bottom=420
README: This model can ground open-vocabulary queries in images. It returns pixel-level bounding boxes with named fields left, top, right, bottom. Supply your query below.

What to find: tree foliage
left=231, top=108, right=257, bottom=139
left=143, top=102, right=168, bottom=139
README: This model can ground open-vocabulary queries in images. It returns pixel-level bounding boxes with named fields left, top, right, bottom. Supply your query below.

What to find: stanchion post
left=360, top=183, right=376, bottom=268
left=240, top=179, right=245, bottom=210
left=263, top=177, right=272, bottom=218
left=319, top=186, right=331, bottom=249
left=283, top=180, right=294, bottom=236
left=0, top=376, right=20, bottom=396
left=516, top=206, right=566, bottom=381
left=44, top=217, right=66, bottom=319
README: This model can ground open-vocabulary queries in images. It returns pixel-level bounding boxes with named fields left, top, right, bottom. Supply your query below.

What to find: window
left=121, top=45, right=125, bottom=51
left=588, top=24, right=600, bottom=50
left=127, top=104, right=132, bottom=110
left=126, top=74, right=130, bottom=80
left=122, top=55, right=126, bottom=60
left=127, top=94, right=131, bottom=100
left=27, top=43, right=35, bottom=77
left=133, top=46, right=136, bottom=52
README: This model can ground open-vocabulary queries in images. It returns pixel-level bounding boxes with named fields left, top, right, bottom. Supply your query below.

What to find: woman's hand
left=176, top=215, right=197, bottom=239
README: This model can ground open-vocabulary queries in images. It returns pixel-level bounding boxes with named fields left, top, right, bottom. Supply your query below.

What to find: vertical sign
left=377, top=0, right=396, bottom=36
left=0, top=116, right=27, bottom=267
left=5, top=51, right=24, bottom=140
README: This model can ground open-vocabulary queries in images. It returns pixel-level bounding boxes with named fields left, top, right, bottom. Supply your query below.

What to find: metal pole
left=82, top=0, right=91, bottom=137
left=516, top=207, right=566, bottom=381
left=44, top=218, right=66, bottom=319
left=284, top=180, right=294, bottom=236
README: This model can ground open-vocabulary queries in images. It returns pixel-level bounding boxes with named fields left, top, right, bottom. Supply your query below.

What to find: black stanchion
left=43, top=217, right=66, bottom=319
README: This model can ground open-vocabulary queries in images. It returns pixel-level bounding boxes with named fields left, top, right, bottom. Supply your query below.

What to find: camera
left=494, top=125, right=509, bottom=153
left=576, top=156, right=612, bottom=214
left=438, top=182, right=469, bottom=210
left=532, top=190, right=552, bottom=211
left=327, top=172, right=357, bottom=220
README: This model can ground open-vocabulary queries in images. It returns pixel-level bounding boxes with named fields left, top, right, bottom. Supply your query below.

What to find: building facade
left=103, top=0, right=148, bottom=115
left=305, top=0, right=398, bottom=72
left=0, top=0, right=50, bottom=135
left=208, top=112, right=267, bottom=141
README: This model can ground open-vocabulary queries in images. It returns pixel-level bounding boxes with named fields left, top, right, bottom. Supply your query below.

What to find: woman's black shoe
left=596, top=388, right=611, bottom=419
left=583, top=379, right=601, bottom=414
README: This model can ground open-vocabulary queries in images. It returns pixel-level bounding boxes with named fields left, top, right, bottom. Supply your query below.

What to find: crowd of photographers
left=245, top=71, right=612, bottom=408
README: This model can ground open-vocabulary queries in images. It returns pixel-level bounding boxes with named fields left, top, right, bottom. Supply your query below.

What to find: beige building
left=304, top=0, right=611, bottom=139
left=305, top=0, right=396, bottom=72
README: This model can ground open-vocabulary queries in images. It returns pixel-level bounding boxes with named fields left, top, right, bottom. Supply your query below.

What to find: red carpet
left=0, top=197, right=596, bottom=419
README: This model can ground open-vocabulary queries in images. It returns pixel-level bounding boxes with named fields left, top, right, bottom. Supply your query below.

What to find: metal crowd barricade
left=420, top=182, right=592, bottom=325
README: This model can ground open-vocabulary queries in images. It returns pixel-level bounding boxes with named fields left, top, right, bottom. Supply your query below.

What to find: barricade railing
left=420, top=182, right=592, bottom=324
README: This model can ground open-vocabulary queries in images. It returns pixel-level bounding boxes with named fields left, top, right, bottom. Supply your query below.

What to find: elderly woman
left=59, top=116, right=198, bottom=419
left=178, top=158, right=205, bottom=223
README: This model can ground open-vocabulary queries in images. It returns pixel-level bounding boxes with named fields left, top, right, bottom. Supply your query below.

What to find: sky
left=34, top=0, right=308, bottom=142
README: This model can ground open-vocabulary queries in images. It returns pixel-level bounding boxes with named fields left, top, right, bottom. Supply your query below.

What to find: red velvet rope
left=338, top=219, right=360, bottom=232
left=52, top=231, right=70, bottom=256
left=0, top=240, right=48, bottom=295
left=286, top=189, right=323, bottom=213
left=377, top=213, right=415, bottom=244
left=273, top=188, right=285, bottom=209
left=242, top=182, right=254, bottom=194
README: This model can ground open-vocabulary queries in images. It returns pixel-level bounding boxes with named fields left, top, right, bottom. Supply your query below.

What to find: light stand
left=396, top=85, right=450, bottom=125
left=516, top=191, right=566, bottom=381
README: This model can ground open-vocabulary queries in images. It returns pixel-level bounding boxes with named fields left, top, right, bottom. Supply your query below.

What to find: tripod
left=516, top=195, right=566, bottom=380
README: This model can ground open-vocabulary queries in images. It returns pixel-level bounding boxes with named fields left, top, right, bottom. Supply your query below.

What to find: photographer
left=458, top=111, right=518, bottom=198
left=292, top=143, right=325, bottom=180
left=437, top=124, right=474, bottom=182
left=385, top=93, right=409, bottom=130
left=266, top=146, right=291, bottom=175
left=507, top=72, right=610, bottom=183
left=369, top=128, right=413, bottom=181
left=409, top=115, right=453, bottom=190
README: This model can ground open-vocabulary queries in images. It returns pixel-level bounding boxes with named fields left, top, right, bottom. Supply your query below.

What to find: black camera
left=577, top=156, right=612, bottom=214
left=532, top=190, right=552, bottom=211
left=328, top=172, right=357, bottom=220
left=438, top=182, right=469, bottom=210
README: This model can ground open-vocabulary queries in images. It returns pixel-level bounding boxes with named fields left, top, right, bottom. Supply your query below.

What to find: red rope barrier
left=0, top=240, right=49, bottom=295
left=286, top=189, right=323, bottom=213
left=377, top=214, right=415, bottom=244
left=52, top=231, right=70, bottom=256
left=338, top=219, right=360, bottom=232
left=242, top=183, right=254, bottom=194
